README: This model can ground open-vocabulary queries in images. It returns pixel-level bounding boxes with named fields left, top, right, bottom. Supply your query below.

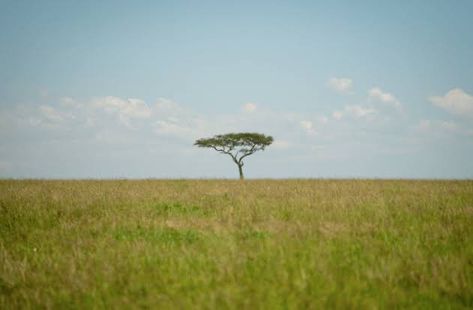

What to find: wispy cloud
left=10, top=96, right=333, bottom=144
left=328, top=77, right=353, bottom=94
left=332, top=105, right=377, bottom=121
left=39, top=105, right=66, bottom=123
left=92, top=96, right=151, bottom=128
left=416, top=119, right=473, bottom=137
left=368, top=87, right=401, bottom=110
left=3, top=90, right=470, bottom=178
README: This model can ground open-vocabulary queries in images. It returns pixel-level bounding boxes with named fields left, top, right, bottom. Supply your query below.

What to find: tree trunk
left=238, top=164, right=244, bottom=180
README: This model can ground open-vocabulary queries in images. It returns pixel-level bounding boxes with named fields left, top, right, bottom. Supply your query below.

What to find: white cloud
left=368, top=87, right=401, bottom=110
left=418, top=120, right=457, bottom=132
left=126, top=98, right=151, bottom=118
left=242, top=102, right=257, bottom=113
left=332, top=105, right=377, bottom=121
left=328, top=77, right=353, bottom=94
left=3, top=88, right=473, bottom=179
left=59, top=97, right=81, bottom=108
left=94, top=96, right=151, bottom=118
left=298, top=116, right=328, bottom=135
left=93, top=96, right=151, bottom=127
left=37, top=105, right=77, bottom=127
left=346, top=105, right=377, bottom=118
left=155, top=97, right=183, bottom=113
left=429, top=88, right=473, bottom=118
left=39, top=105, right=65, bottom=123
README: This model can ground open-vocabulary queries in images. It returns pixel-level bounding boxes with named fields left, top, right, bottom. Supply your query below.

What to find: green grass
left=1, top=179, right=472, bottom=308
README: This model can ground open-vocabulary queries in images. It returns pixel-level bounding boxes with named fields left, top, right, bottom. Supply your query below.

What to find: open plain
left=1, top=179, right=472, bottom=308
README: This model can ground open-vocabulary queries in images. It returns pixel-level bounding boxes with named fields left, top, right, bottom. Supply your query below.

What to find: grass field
left=1, top=179, right=472, bottom=309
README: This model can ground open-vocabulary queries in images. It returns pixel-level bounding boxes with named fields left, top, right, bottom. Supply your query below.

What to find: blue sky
left=1, top=0, right=472, bottom=178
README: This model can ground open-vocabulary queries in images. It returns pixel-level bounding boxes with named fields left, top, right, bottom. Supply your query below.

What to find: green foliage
left=194, top=132, right=274, bottom=179
left=1, top=179, right=472, bottom=308
left=194, top=132, right=273, bottom=150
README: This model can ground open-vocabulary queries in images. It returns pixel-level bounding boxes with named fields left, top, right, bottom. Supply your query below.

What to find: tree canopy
left=194, top=132, right=273, bottom=179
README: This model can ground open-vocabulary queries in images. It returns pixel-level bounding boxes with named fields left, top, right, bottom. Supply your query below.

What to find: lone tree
left=194, top=132, right=273, bottom=180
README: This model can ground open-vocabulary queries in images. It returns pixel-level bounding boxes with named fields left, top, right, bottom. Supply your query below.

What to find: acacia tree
left=194, top=132, right=273, bottom=180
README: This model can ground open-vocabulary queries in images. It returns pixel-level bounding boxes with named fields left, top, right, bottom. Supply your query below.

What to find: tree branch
left=211, top=145, right=239, bottom=164
left=238, top=143, right=257, bottom=164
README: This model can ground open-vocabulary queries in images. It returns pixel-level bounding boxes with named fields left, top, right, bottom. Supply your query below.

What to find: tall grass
left=1, top=179, right=472, bottom=308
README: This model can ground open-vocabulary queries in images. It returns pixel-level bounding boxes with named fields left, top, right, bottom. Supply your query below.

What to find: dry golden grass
left=1, top=179, right=472, bottom=308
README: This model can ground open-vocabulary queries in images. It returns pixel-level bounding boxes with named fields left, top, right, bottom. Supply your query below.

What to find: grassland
left=0, top=179, right=472, bottom=309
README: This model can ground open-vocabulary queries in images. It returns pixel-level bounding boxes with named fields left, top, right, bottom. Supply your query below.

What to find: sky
left=1, top=0, right=472, bottom=179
